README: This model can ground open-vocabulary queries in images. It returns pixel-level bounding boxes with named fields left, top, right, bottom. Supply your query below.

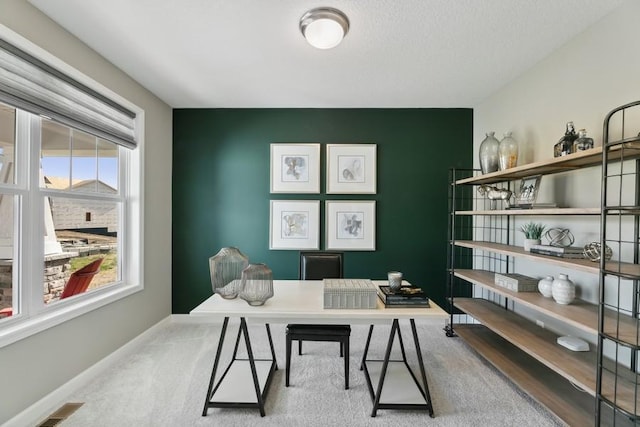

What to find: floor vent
left=37, top=402, right=84, bottom=426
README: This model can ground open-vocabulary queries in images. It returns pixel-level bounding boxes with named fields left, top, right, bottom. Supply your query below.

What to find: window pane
left=98, top=139, right=119, bottom=193
left=0, top=193, right=16, bottom=319
left=71, top=129, right=97, bottom=192
left=45, top=197, right=119, bottom=304
left=41, top=120, right=71, bottom=190
left=0, top=103, right=16, bottom=186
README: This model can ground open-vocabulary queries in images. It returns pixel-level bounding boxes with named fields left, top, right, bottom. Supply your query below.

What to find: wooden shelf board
left=454, top=298, right=640, bottom=416
left=455, top=324, right=596, bottom=427
left=455, top=145, right=640, bottom=186
left=454, top=240, right=600, bottom=274
left=454, top=298, right=597, bottom=393
left=454, top=269, right=640, bottom=344
left=455, top=207, right=600, bottom=216
left=453, top=240, right=640, bottom=277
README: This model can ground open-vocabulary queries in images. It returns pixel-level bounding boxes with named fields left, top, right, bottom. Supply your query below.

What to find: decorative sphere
left=545, top=228, right=574, bottom=247
left=583, top=242, right=613, bottom=262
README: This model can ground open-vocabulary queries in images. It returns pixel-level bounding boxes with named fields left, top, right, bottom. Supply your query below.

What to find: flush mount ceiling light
left=300, top=7, right=349, bottom=49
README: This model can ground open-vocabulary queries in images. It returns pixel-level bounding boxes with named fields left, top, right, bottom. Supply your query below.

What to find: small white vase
left=538, top=276, right=554, bottom=298
left=552, top=274, right=575, bottom=305
left=523, top=238, right=540, bottom=252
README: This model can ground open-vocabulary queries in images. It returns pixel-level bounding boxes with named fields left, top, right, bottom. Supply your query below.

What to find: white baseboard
left=3, top=316, right=172, bottom=427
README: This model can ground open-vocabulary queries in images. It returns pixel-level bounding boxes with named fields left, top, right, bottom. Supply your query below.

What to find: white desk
left=191, top=280, right=447, bottom=417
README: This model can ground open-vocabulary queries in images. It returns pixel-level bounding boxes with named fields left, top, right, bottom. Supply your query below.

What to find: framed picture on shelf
left=326, top=144, right=377, bottom=194
left=269, top=200, right=320, bottom=250
left=270, top=143, right=320, bottom=193
left=325, top=200, right=376, bottom=251
left=515, top=175, right=542, bottom=207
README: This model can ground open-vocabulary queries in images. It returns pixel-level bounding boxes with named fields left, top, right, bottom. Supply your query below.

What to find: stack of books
left=529, top=244, right=585, bottom=259
left=377, top=285, right=430, bottom=308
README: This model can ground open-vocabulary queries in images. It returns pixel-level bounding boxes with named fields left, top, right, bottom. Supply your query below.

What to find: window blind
left=0, top=38, right=137, bottom=149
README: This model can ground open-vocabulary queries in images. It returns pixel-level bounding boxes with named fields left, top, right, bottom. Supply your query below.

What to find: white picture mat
left=326, top=144, right=377, bottom=194
left=325, top=200, right=376, bottom=251
left=270, top=143, right=320, bottom=193
left=269, top=200, right=320, bottom=250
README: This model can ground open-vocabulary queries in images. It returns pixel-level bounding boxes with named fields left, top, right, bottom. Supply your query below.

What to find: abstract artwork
left=270, top=143, right=320, bottom=193
left=269, top=200, right=320, bottom=250
left=326, top=200, right=376, bottom=251
left=326, top=144, right=376, bottom=194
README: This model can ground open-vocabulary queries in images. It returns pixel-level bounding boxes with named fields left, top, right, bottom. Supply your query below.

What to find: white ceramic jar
left=538, top=276, right=554, bottom=298
left=552, top=274, right=575, bottom=305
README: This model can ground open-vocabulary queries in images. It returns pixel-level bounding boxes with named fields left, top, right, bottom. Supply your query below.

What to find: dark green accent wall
left=172, top=109, right=472, bottom=313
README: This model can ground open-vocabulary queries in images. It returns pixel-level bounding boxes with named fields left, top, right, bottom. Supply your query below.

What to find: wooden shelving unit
left=447, top=127, right=640, bottom=426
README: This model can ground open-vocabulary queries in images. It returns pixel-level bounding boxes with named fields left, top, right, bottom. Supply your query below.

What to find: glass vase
left=238, top=263, right=274, bottom=306
left=498, top=132, right=518, bottom=170
left=209, top=247, right=249, bottom=298
left=479, top=131, right=500, bottom=174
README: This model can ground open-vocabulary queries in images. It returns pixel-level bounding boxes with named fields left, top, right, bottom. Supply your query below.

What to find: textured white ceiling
left=29, top=0, right=625, bottom=108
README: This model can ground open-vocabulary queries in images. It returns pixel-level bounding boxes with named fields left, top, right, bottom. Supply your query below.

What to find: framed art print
left=270, top=143, right=320, bottom=193
left=326, top=144, right=377, bottom=194
left=325, top=200, right=376, bottom=251
left=269, top=200, right=320, bottom=250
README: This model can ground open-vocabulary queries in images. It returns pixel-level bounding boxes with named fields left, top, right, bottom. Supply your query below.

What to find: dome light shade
left=300, top=7, right=349, bottom=49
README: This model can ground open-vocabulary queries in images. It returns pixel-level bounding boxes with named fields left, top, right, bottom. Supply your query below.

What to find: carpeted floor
left=60, top=318, right=562, bottom=427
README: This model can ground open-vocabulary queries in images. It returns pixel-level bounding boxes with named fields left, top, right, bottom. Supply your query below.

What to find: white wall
left=0, top=1, right=172, bottom=424
left=473, top=0, right=640, bottom=338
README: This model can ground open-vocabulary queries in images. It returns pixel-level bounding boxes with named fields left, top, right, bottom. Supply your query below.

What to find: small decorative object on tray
left=323, top=278, right=377, bottom=309
left=387, top=271, right=403, bottom=292
left=377, top=285, right=430, bottom=308
left=494, top=273, right=538, bottom=292
left=530, top=244, right=585, bottom=259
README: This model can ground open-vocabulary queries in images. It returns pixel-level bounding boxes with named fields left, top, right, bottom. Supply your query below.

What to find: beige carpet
left=60, top=318, right=562, bottom=427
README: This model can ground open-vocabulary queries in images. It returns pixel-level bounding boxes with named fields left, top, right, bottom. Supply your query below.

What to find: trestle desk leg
left=265, top=323, right=278, bottom=370
left=411, top=318, right=434, bottom=417
left=360, top=324, right=374, bottom=371
left=240, top=317, right=266, bottom=417
left=371, top=319, right=399, bottom=417
left=202, top=316, right=229, bottom=416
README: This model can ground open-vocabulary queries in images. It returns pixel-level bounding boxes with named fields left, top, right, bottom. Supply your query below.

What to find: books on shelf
left=377, top=285, right=430, bottom=308
left=529, top=244, right=585, bottom=259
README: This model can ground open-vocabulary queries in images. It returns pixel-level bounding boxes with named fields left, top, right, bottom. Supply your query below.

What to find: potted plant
left=519, top=222, right=545, bottom=252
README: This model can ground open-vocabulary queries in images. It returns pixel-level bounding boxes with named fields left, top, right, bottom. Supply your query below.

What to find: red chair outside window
left=0, top=257, right=103, bottom=317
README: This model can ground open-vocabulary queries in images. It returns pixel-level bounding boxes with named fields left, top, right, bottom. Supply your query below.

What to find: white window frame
left=0, top=24, right=144, bottom=348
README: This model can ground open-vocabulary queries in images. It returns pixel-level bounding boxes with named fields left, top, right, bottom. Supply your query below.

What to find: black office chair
left=285, top=251, right=351, bottom=389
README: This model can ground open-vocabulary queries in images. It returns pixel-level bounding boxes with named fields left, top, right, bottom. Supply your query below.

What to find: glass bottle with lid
left=498, top=132, right=518, bottom=170
left=573, top=129, right=594, bottom=151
